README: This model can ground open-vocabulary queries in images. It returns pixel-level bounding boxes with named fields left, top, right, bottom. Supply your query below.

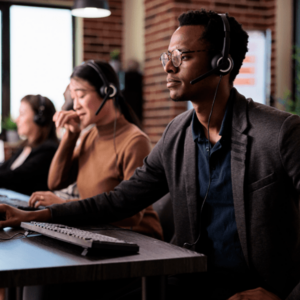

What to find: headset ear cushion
left=99, top=84, right=117, bottom=99
left=33, top=115, right=39, bottom=124
left=106, top=84, right=117, bottom=98
left=211, top=54, right=222, bottom=70
left=34, top=114, right=46, bottom=126
left=99, top=86, right=106, bottom=98
left=211, top=55, right=234, bottom=76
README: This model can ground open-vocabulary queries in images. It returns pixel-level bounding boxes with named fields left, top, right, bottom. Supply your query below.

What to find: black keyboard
left=21, top=222, right=140, bottom=256
left=0, top=194, right=44, bottom=211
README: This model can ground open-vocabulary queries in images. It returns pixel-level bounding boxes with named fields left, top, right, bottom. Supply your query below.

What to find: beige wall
left=75, top=17, right=83, bottom=66
left=123, top=0, right=145, bottom=71
left=276, top=0, right=293, bottom=100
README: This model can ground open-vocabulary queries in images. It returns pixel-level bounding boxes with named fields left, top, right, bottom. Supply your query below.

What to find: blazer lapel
left=231, top=89, right=250, bottom=266
left=183, top=122, right=199, bottom=242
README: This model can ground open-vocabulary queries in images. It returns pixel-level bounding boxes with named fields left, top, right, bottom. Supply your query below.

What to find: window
left=0, top=2, right=74, bottom=131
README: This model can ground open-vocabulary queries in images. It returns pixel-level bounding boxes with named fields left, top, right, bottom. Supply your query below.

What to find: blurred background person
left=61, top=84, right=73, bottom=111
left=122, top=59, right=143, bottom=123
left=0, top=95, right=58, bottom=195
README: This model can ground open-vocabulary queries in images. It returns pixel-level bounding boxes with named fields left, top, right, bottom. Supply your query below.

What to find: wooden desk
left=0, top=226, right=206, bottom=299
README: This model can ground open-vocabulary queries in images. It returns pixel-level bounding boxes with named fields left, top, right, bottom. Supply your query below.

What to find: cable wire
left=184, top=75, right=223, bottom=249
left=113, top=97, right=119, bottom=171
left=0, top=232, right=26, bottom=241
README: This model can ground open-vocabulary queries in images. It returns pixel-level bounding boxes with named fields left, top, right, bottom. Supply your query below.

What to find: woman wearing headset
left=29, top=61, right=163, bottom=240
left=0, top=95, right=58, bottom=195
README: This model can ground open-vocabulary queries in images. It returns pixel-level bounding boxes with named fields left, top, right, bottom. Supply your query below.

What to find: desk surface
left=0, top=226, right=206, bottom=288
left=0, top=188, right=30, bottom=201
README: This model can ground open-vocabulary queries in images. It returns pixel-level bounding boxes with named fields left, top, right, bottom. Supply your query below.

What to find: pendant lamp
left=72, top=0, right=111, bottom=18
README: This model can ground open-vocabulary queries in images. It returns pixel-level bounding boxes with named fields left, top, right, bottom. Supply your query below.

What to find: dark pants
left=119, top=271, right=261, bottom=300
left=22, top=271, right=260, bottom=300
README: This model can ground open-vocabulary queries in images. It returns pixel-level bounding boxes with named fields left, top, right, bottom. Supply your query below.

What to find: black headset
left=34, top=95, right=47, bottom=126
left=85, top=60, right=118, bottom=115
left=190, top=14, right=234, bottom=85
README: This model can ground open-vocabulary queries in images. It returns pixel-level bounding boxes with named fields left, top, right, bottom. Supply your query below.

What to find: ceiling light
left=72, top=0, right=111, bottom=18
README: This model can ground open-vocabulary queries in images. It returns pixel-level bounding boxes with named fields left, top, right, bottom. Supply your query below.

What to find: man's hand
left=228, top=287, right=281, bottom=300
left=29, top=192, right=66, bottom=208
left=0, top=204, right=52, bottom=229
left=53, top=110, right=81, bottom=133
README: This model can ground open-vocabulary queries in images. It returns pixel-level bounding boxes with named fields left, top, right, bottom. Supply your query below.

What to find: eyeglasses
left=159, top=49, right=208, bottom=68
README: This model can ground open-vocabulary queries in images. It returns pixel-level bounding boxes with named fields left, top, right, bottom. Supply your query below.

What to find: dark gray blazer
left=50, top=88, right=300, bottom=299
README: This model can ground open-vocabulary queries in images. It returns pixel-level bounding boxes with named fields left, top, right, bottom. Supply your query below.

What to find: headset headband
left=219, top=14, right=230, bottom=65
left=86, top=61, right=110, bottom=88
left=38, top=95, right=45, bottom=112
left=190, top=13, right=232, bottom=85
left=85, top=60, right=117, bottom=98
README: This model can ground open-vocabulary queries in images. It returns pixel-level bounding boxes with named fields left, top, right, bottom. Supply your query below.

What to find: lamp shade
left=72, top=0, right=111, bottom=18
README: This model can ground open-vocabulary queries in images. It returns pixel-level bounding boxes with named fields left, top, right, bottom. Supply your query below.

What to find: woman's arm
left=28, top=191, right=80, bottom=208
left=48, top=110, right=83, bottom=190
left=47, top=133, right=169, bottom=227
left=47, top=129, right=80, bottom=190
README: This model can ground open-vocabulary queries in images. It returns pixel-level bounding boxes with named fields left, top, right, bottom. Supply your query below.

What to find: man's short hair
left=178, top=9, right=249, bottom=83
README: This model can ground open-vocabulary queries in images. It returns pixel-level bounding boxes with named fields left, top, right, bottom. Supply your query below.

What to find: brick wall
left=83, top=0, right=123, bottom=63
left=143, top=0, right=276, bottom=145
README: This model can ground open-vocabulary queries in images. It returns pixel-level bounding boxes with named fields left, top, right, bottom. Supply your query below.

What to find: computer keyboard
left=0, top=194, right=44, bottom=211
left=21, top=222, right=139, bottom=256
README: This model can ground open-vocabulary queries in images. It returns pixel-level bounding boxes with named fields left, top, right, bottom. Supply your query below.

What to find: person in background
left=122, top=59, right=143, bottom=122
left=28, top=60, right=163, bottom=240
left=0, top=95, right=58, bottom=195
left=61, top=84, right=73, bottom=111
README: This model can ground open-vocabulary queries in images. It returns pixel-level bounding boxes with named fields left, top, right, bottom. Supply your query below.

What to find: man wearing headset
left=1, top=9, right=300, bottom=300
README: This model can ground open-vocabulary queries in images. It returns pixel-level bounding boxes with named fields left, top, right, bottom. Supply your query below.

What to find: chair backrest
left=152, top=193, right=174, bottom=243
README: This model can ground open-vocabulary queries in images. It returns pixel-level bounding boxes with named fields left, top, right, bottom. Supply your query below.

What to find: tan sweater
left=48, top=115, right=163, bottom=240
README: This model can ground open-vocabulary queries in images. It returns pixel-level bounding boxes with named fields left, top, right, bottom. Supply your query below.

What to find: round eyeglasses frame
left=160, top=49, right=208, bottom=68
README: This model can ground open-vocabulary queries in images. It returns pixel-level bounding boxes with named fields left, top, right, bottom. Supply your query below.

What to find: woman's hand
left=29, top=192, right=66, bottom=208
left=53, top=110, right=81, bottom=133
left=0, top=204, right=51, bottom=229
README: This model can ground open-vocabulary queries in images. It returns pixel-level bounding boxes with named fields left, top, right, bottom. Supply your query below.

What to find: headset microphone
left=95, top=88, right=112, bottom=115
left=190, top=60, right=230, bottom=85
left=190, top=14, right=233, bottom=86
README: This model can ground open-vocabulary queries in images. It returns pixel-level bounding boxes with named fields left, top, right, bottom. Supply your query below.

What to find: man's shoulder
left=233, top=88, right=298, bottom=130
left=247, top=98, right=291, bottom=120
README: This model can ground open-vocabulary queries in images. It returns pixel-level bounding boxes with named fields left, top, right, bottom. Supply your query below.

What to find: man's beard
left=169, top=95, right=190, bottom=102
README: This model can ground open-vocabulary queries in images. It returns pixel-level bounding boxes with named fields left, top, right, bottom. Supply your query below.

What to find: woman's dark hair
left=178, top=9, right=249, bottom=83
left=71, top=60, right=141, bottom=128
left=21, top=95, right=58, bottom=147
